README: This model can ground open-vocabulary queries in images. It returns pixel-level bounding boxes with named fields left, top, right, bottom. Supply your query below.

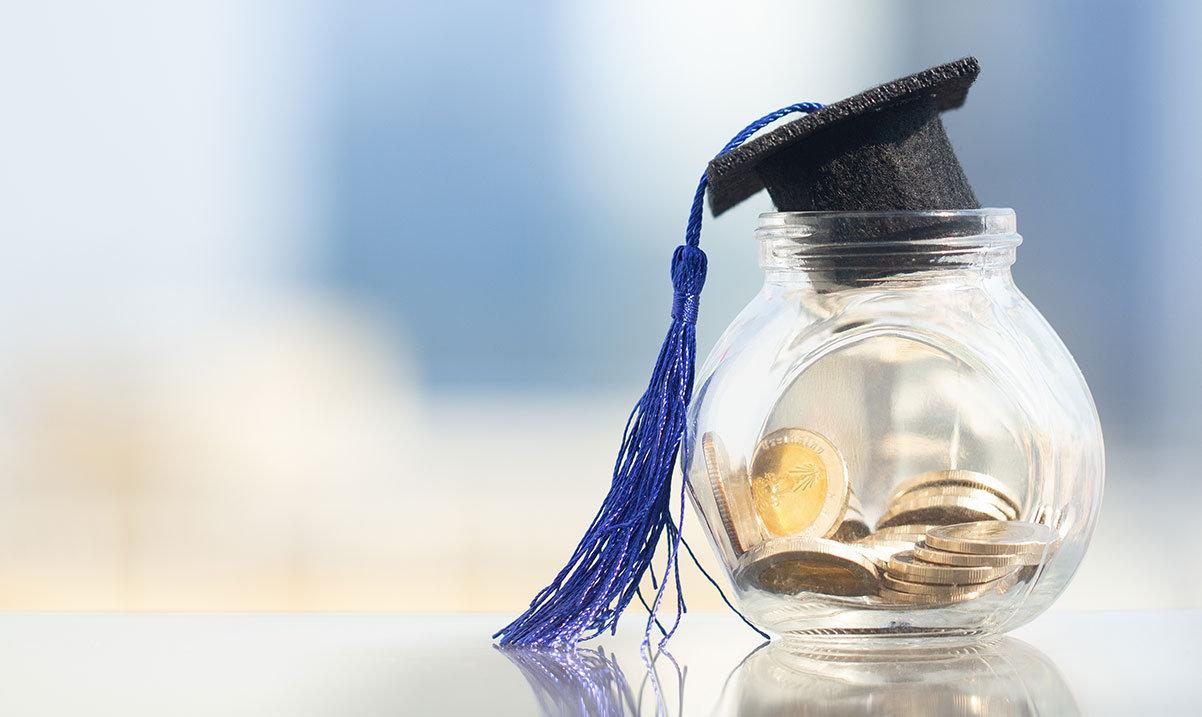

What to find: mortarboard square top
left=706, top=57, right=981, bottom=217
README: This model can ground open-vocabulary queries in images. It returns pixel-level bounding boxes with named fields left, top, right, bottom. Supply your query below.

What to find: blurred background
left=0, top=0, right=1198, bottom=612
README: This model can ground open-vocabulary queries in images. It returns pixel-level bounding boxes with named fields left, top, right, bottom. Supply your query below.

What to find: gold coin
left=877, top=495, right=1010, bottom=530
left=735, top=536, right=880, bottom=596
left=749, top=428, right=849, bottom=538
left=912, top=541, right=1029, bottom=567
left=886, top=551, right=1014, bottom=585
left=890, top=470, right=1022, bottom=516
left=925, top=520, right=1060, bottom=557
left=887, top=485, right=1018, bottom=521
left=702, top=432, right=762, bottom=555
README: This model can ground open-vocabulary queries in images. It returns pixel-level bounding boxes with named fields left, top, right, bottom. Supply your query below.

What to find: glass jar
left=685, top=209, right=1103, bottom=646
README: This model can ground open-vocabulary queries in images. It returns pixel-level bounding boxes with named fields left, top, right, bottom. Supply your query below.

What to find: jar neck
left=756, top=209, right=1021, bottom=287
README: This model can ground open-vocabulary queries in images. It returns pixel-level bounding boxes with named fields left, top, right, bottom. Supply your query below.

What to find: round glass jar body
left=684, top=209, right=1103, bottom=646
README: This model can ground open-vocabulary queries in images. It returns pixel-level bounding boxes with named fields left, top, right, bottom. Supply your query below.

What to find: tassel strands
left=495, top=102, right=823, bottom=649
left=493, top=245, right=703, bottom=648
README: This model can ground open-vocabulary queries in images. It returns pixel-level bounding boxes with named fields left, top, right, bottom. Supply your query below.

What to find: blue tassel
left=495, top=102, right=823, bottom=649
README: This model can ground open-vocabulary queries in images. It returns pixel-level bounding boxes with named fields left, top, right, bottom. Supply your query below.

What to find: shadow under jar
left=685, top=209, right=1103, bottom=649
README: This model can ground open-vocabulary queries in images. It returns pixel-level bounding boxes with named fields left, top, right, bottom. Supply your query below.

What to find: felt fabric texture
left=706, top=57, right=981, bottom=216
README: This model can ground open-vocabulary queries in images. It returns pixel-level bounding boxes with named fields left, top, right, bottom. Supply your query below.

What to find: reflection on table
left=500, top=635, right=1078, bottom=716
left=721, top=637, right=1078, bottom=716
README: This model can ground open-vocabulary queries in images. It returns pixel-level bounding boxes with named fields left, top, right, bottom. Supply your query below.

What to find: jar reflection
left=720, top=637, right=1078, bottom=716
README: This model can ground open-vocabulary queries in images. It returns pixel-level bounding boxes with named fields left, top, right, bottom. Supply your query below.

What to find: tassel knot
left=670, top=245, right=706, bottom=324
left=671, top=291, right=699, bottom=325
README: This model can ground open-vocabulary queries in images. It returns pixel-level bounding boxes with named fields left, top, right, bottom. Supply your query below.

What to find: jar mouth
left=755, top=208, right=1020, bottom=273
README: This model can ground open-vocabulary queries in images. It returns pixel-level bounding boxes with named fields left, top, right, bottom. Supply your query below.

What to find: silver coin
left=881, top=570, right=1020, bottom=597
left=702, top=432, right=762, bottom=555
left=877, top=494, right=1010, bottom=530
left=887, top=485, right=1018, bottom=521
left=877, top=571, right=1022, bottom=605
left=912, top=541, right=1030, bottom=567
left=886, top=550, right=1016, bottom=586
left=890, top=469, right=1022, bottom=516
left=925, top=521, right=1060, bottom=557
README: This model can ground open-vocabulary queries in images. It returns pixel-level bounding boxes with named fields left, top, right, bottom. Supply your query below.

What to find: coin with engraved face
left=750, top=428, right=849, bottom=539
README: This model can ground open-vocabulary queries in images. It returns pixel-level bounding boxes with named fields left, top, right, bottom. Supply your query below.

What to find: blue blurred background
left=0, top=0, right=1197, bottom=610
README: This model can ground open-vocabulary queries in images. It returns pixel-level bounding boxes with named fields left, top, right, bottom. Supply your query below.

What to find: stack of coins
left=853, top=469, right=1021, bottom=563
left=877, top=521, right=1058, bottom=605
left=714, top=428, right=1057, bottom=604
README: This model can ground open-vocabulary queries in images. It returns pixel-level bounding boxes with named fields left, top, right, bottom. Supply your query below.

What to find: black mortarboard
left=707, top=57, right=981, bottom=216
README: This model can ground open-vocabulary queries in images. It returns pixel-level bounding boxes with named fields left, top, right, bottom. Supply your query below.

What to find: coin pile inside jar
left=878, top=521, right=1057, bottom=604
left=710, top=428, right=1060, bottom=605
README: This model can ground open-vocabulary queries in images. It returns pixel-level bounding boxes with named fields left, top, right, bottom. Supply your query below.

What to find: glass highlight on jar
left=684, top=209, right=1103, bottom=646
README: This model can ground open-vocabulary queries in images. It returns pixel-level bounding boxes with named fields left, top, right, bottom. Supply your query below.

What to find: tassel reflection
left=497, top=644, right=686, bottom=717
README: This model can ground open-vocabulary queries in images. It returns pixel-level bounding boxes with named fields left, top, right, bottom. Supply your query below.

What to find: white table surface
left=0, top=610, right=1195, bottom=715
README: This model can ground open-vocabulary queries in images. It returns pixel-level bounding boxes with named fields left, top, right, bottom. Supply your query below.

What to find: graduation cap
left=708, top=56, right=980, bottom=215
left=496, top=58, right=984, bottom=649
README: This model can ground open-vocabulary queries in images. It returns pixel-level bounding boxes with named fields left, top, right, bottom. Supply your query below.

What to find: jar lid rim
left=755, top=209, right=1020, bottom=270
left=756, top=208, right=1019, bottom=248
left=758, top=208, right=1015, bottom=221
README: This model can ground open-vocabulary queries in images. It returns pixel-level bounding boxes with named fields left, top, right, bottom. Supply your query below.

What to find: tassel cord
left=495, top=101, right=823, bottom=649
left=642, top=102, right=823, bottom=651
